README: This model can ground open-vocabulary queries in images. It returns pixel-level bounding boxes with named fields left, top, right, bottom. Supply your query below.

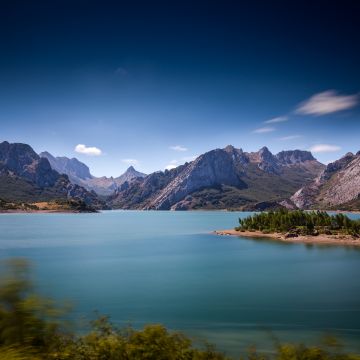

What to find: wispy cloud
left=279, top=135, right=302, bottom=141
left=165, top=155, right=197, bottom=170
left=122, top=158, right=139, bottom=166
left=309, top=144, right=341, bottom=153
left=75, top=144, right=102, bottom=156
left=296, top=90, right=358, bottom=116
left=264, top=116, right=288, bottom=124
left=253, top=126, right=275, bottom=134
left=169, top=145, right=188, bottom=152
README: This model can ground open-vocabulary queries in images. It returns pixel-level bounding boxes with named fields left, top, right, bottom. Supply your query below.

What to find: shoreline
left=214, top=229, right=360, bottom=247
left=2, top=208, right=360, bottom=214
left=0, top=209, right=98, bottom=214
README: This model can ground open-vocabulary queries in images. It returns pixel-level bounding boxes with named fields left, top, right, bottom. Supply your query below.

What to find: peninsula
left=215, top=210, right=360, bottom=246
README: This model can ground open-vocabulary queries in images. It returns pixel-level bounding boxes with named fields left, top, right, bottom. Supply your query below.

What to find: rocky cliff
left=0, top=142, right=103, bottom=208
left=290, top=152, right=360, bottom=209
left=111, top=145, right=325, bottom=210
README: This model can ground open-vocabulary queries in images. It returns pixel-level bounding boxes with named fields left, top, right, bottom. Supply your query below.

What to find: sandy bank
left=214, top=229, right=360, bottom=247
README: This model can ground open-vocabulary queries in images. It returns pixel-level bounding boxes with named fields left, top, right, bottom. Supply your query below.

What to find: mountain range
left=110, top=145, right=325, bottom=210
left=40, top=151, right=146, bottom=196
left=1, top=140, right=359, bottom=211
left=0, top=141, right=103, bottom=210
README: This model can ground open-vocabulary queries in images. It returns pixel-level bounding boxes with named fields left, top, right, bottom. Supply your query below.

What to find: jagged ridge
left=112, top=145, right=324, bottom=210
left=40, top=152, right=146, bottom=196
left=290, top=152, right=360, bottom=209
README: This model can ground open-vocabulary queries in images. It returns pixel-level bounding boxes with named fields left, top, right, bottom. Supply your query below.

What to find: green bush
left=238, top=210, right=360, bottom=236
left=1, top=258, right=360, bottom=360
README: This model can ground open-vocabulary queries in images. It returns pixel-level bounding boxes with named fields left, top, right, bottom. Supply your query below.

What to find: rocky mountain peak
left=143, top=148, right=244, bottom=210
left=40, top=152, right=92, bottom=181
left=276, top=150, right=315, bottom=165
left=0, top=141, right=60, bottom=187
left=253, top=147, right=279, bottom=174
left=290, top=151, right=360, bottom=209
left=223, top=145, right=248, bottom=167
left=321, top=152, right=356, bottom=181
left=259, top=146, right=271, bottom=155
left=115, top=166, right=146, bottom=186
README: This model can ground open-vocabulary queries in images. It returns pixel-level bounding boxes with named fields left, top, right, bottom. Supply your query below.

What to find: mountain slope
left=290, top=152, right=360, bottom=209
left=111, top=145, right=325, bottom=210
left=40, top=152, right=146, bottom=196
left=40, top=151, right=92, bottom=182
left=0, top=142, right=103, bottom=208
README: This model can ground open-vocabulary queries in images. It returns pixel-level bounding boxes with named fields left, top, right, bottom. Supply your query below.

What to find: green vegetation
left=0, top=198, right=97, bottom=213
left=0, top=199, right=39, bottom=211
left=0, top=259, right=227, bottom=359
left=0, top=175, right=67, bottom=203
left=1, top=258, right=360, bottom=359
left=237, top=209, right=360, bottom=237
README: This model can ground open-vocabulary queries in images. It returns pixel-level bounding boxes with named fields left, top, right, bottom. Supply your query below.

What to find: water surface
left=0, top=211, right=359, bottom=356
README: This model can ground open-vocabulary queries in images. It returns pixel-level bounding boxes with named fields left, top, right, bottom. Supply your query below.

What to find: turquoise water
left=0, top=210, right=360, bottom=357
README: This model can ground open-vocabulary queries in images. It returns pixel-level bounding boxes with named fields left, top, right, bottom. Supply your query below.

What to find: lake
left=0, top=210, right=360, bottom=357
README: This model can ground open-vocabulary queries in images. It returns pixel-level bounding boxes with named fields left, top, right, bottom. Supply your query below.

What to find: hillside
left=0, top=142, right=103, bottom=209
left=111, top=145, right=325, bottom=210
left=290, top=151, right=360, bottom=210
left=40, top=152, right=146, bottom=196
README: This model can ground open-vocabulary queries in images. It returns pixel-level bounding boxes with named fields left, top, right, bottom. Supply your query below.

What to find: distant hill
left=0, top=141, right=103, bottom=209
left=290, top=151, right=360, bottom=210
left=111, top=145, right=325, bottom=210
left=40, top=152, right=146, bottom=196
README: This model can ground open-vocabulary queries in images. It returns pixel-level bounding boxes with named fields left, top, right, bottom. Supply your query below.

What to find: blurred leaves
left=0, top=258, right=359, bottom=360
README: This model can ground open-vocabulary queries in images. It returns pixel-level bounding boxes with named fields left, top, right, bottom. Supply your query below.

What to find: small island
left=215, top=209, right=360, bottom=246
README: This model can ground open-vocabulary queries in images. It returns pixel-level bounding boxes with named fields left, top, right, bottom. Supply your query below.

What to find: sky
left=1, top=0, right=359, bottom=176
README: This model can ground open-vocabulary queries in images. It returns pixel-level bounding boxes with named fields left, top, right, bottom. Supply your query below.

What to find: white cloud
left=296, top=90, right=358, bottom=116
left=182, top=155, right=197, bottom=162
left=165, top=164, right=177, bottom=170
left=279, top=135, right=302, bottom=141
left=264, top=116, right=288, bottom=124
left=165, top=156, right=196, bottom=170
left=75, top=144, right=102, bottom=156
left=253, top=126, right=275, bottom=134
left=121, top=158, right=139, bottom=166
left=165, top=159, right=178, bottom=170
left=169, top=145, right=188, bottom=152
left=309, top=144, right=341, bottom=153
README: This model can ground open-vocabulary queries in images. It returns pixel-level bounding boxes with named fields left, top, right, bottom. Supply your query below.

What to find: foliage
left=0, top=259, right=228, bottom=359
left=1, top=258, right=360, bottom=359
left=237, top=209, right=360, bottom=236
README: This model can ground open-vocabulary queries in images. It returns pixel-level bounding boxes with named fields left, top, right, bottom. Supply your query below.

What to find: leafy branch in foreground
left=0, top=258, right=360, bottom=359
left=237, top=209, right=360, bottom=236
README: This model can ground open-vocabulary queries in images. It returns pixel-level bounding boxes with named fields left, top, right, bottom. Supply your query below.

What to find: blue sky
left=1, top=1, right=359, bottom=176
